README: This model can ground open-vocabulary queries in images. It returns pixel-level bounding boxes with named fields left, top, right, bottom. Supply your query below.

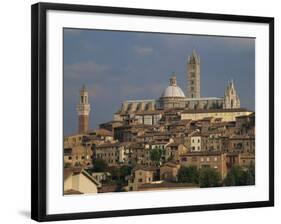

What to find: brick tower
left=76, top=85, right=91, bottom=133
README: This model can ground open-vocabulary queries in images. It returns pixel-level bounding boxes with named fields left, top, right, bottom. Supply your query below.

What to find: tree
left=119, top=165, right=132, bottom=179
left=177, top=166, right=199, bottom=184
left=92, top=158, right=108, bottom=172
left=150, top=148, right=164, bottom=166
left=223, top=165, right=247, bottom=186
left=246, top=161, right=255, bottom=185
left=224, top=164, right=255, bottom=186
left=199, top=167, right=221, bottom=188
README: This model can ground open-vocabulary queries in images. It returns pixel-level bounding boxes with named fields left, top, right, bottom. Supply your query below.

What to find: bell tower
left=187, top=50, right=201, bottom=98
left=76, top=85, right=91, bottom=133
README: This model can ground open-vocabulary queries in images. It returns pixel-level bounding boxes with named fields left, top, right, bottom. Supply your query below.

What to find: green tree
left=92, top=158, right=108, bottom=172
left=119, top=165, right=132, bottom=179
left=177, top=166, right=199, bottom=184
left=224, top=163, right=255, bottom=186
left=150, top=148, right=164, bottom=166
left=199, top=167, right=221, bottom=187
left=223, top=165, right=247, bottom=186
left=246, top=162, right=255, bottom=185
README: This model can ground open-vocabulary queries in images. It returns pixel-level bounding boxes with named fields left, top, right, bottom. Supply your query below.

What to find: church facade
left=115, top=50, right=240, bottom=118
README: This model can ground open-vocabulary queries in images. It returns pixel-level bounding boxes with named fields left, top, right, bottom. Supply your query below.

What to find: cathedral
left=117, top=50, right=240, bottom=115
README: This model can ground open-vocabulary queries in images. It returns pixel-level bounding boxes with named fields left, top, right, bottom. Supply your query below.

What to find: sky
left=63, top=28, right=255, bottom=135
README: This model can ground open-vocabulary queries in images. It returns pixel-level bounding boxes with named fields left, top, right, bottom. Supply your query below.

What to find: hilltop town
left=63, top=51, right=255, bottom=195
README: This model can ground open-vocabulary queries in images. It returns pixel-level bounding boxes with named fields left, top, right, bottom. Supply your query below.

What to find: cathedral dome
left=161, top=74, right=186, bottom=98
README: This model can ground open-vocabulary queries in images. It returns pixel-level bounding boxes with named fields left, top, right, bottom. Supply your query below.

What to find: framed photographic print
left=31, top=2, right=274, bottom=222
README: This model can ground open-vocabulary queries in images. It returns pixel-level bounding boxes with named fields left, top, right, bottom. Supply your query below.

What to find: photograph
left=63, top=28, right=256, bottom=195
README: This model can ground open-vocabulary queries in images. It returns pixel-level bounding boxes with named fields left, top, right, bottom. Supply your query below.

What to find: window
left=214, top=166, right=218, bottom=169
left=138, top=178, right=143, bottom=183
left=198, top=139, right=200, bottom=143
left=68, top=156, right=72, bottom=160
left=214, top=157, right=217, bottom=161
left=81, top=156, right=85, bottom=159
left=200, top=157, right=204, bottom=162
left=206, top=157, right=210, bottom=162
left=181, top=157, right=187, bottom=162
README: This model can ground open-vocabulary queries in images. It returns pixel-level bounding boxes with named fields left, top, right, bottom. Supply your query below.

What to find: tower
left=223, top=80, right=240, bottom=109
left=76, top=85, right=91, bottom=133
left=187, top=50, right=201, bottom=98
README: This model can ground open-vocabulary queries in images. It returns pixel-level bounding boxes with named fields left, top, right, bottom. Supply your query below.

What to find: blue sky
left=63, top=28, right=255, bottom=135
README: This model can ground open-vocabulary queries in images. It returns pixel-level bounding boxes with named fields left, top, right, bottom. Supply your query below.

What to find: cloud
left=133, top=46, right=154, bottom=55
left=64, top=61, right=110, bottom=79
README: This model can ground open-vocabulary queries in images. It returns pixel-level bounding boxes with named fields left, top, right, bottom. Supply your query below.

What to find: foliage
left=177, top=166, right=199, bottom=184
left=92, top=158, right=108, bottom=172
left=223, top=163, right=255, bottom=186
left=199, top=167, right=221, bottom=188
left=150, top=148, right=164, bottom=166
left=119, top=165, right=132, bottom=178
left=107, top=165, right=132, bottom=185
left=247, top=161, right=255, bottom=185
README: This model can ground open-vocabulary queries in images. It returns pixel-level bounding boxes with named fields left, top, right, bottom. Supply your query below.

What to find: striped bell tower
left=76, top=85, right=91, bottom=133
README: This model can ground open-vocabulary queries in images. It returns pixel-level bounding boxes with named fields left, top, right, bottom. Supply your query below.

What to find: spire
left=192, top=49, right=197, bottom=57
left=81, top=84, right=87, bottom=92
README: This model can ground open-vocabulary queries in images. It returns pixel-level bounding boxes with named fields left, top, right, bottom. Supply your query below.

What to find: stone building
left=114, top=50, right=241, bottom=122
left=63, top=144, right=93, bottom=168
left=160, top=162, right=181, bottom=182
left=179, top=151, right=228, bottom=179
left=64, top=168, right=101, bottom=195
left=127, top=166, right=157, bottom=191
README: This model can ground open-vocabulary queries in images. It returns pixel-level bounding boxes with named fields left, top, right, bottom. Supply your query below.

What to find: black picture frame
left=31, top=2, right=274, bottom=222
